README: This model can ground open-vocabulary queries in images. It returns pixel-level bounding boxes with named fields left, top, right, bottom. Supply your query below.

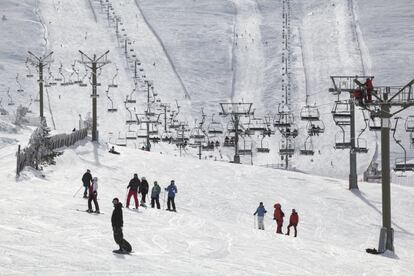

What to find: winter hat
left=134, top=173, right=138, bottom=178
left=154, top=181, right=158, bottom=185
left=292, top=209, right=296, bottom=213
left=259, top=202, right=263, bottom=205
left=87, top=169, right=90, bottom=173
left=171, top=180, right=175, bottom=183
left=112, top=197, right=119, bottom=203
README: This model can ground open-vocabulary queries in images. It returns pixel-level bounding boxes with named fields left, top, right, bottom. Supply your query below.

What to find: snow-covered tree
left=28, top=118, right=62, bottom=169
left=14, top=105, right=29, bottom=126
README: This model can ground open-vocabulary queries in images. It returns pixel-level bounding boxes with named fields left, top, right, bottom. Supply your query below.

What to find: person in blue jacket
left=165, top=180, right=177, bottom=212
left=253, top=202, right=267, bottom=230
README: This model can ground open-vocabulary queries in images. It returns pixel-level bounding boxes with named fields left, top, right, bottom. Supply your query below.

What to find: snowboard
left=112, top=249, right=131, bottom=254
left=76, top=209, right=104, bottom=214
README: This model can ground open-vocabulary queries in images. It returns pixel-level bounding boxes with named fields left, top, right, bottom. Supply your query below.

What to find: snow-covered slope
left=0, top=140, right=414, bottom=274
left=1, top=0, right=413, bottom=179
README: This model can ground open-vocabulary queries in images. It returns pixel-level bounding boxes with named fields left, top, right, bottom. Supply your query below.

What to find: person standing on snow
left=150, top=181, right=161, bottom=209
left=165, top=180, right=177, bottom=212
left=140, top=177, right=149, bottom=205
left=126, top=174, right=140, bottom=209
left=273, top=203, right=284, bottom=234
left=253, top=202, right=267, bottom=230
left=111, top=198, right=132, bottom=253
left=286, top=209, right=299, bottom=237
left=81, top=169, right=92, bottom=198
left=87, top=177, right=100, bottom=213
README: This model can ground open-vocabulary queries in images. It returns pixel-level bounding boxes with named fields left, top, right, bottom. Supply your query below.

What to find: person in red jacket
left=364, top=78, right=373, bottom=103
left=286, top=209, right=299, bottom=237
left=273, top=203, right=284, bottom=234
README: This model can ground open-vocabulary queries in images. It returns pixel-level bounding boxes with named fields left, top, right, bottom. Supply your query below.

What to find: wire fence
left=16, top=128, right=88, bottom=176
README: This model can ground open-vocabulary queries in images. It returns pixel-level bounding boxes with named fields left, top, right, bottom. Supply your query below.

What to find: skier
left=87, top=177, right=100, bottom=213
left=150, top=181, right=161, bottom=209
left=165, top=180, right=177, bottom=212
left=111, top=198, right=132, bottom=253
left=126, top=174, right=140, bottom=209
left=273, top=203, right=284, bottom=234
left=109, top=146, right=120, bottom=155
left=81, top=169, right=92, bottom=198
left=253, top=202, right=267, bottom=230
left=140, top=177, right=149, bottom=205
left=286, top=209, right=299, bottom=237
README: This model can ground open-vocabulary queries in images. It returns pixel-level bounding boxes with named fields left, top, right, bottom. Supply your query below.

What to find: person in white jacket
left=87, top=177, right=100, bottom=213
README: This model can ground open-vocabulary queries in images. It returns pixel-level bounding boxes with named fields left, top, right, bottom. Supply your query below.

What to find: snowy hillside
left=1, top=0, right=414, bottom=273
left=1, top=141, right=414, bottom=274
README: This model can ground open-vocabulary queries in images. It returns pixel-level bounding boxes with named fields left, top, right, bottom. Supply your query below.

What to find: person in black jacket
left=111, top=198, right=131, bottom=253
left=126, top=174, right=140, bottom=209
left=81, top=169, right=92, bottom=198
left=140, top=177, right=149, bottom=204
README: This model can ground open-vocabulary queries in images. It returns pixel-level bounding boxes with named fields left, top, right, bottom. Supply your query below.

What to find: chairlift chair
left=392, top=117, right=414, bottom=172
left=354, top=138, right=368, bottom=153
left=394, top=158, right=414, bottom=172
left=238, top=139, right=253, bottom=155
left=273, top=112, right=294, bottom=128
left=307, top=120, right=325, bottom=136
left=126, top=130, right=137, bottom=140
left=279, top=139, right=295, bottom=155
left=208, top=115, right=224, bottom=134
left=116, top=132, right=127, bottom=147
left=331, top=101, right=351, bottom=124
left=300, top=136, right=314, bottom=155
left=334, top=131, right=351, bottom=149
left=248, top=117, right=267, bottom=132
left=368, top=117, right=381, bottom=131
left=256, top=137, right=270, bottom=153
left=300, top=105, right=320, bottom=121
left=405, top=116, right=414, bottom=132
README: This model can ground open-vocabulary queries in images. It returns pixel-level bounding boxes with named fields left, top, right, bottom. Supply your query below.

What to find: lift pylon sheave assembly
left=219, top=102, right=254, bottom=164
left=78, top=50, right=111, bottom=141
left=27, top=51, right=54, bottom=120
left=330, top=75, right=414, bottom=254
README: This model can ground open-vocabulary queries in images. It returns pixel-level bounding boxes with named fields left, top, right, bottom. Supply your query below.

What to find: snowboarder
left=111, top=198, right=132, bottom=253
left=165, top=180, right=177, bottom=212
left=253, top=202, right=267, bottom=230
left=109, top=146, right=120, bottom=155
left=273, top=203, right=284, bottom=234
left=81, top=169, right=92, bottom=198
left=140, top=177, right=149, bottom=205
left=286, top=209, right=299, bottom=237
left=87, top=177, right=100, bottom=213
left=126, top=174, right=140, bottom=209
left=150, top=181, right=161, bottom=209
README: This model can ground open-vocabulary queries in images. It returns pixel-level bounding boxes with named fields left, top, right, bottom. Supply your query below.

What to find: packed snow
left=1, top=0, right=414, bottom=274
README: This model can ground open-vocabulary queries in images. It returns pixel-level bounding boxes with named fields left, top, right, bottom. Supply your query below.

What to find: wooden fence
left=16, top=128, right=89, bottom=176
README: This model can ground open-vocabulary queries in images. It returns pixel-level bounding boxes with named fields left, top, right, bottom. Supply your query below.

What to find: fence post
left=16, top=145, right=21, bottom=177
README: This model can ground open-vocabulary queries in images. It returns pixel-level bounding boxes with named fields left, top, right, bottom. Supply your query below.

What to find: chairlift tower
left=330, top=76, right=374, bottom=190
left=330, top=75, right=414, bottom=253
left=27, top=51, right=54, bottom=120
left=78, top=50, right=110, bottom=141
left=219, top=102, right=253, bottom=164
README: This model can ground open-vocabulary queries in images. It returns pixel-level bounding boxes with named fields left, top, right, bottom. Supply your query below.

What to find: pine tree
left=28, top=118, right=62, bottom=170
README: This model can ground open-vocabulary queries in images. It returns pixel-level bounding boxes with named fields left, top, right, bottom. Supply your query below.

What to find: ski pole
left=253, top=215, right=256, bottom=229
left=73, top=185, right=83, bottom=198
left=162, top=190, right=166, bottom=210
